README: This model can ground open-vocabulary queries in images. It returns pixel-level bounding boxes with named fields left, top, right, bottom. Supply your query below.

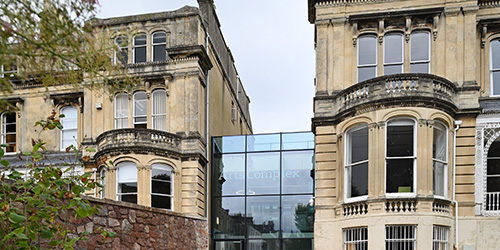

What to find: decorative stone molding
left=50, top=92, right=84, bottom=113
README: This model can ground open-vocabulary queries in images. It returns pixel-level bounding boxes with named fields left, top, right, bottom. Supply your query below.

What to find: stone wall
left=67, top=197, right=208, bottom=250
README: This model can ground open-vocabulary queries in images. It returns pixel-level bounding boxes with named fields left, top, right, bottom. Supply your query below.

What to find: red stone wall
left=68, top=197, right=208, bottom=250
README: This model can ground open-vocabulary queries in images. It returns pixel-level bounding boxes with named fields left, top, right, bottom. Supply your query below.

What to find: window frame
left=133, top=91, right=147, bottom=128
left=1, top=112, right=16, bottom=154
left=385, top=225, right=416, bottom=250
left=357, top=34, right=378, bottom=83
left=490, top=38, right=500, bottom=97
left=152, top=31, right=167, bottom=62
left=385, top=118, right=417, bottom=197
left=343, top=227, right=368, bottom=250
left=410, top=30, right=431, bottom=73
left=60, top=105, right=78, bottom=151
left=344, top=124, right=369, bottom=202
left=433, top=121, right=448, bottom=198
left=99, top=167, right=106, bottom=199
left=432, top=225, right=449, bottom=250
left=133, top=33, right=147, bottom=63
left=486, top=137, right=500, bottom=211
left=151, top=163, right=174, bottom=210
left=116, top=162, right=138, bottom=204
left=152, top=89, right=166, bottom=131
left=383, top=32, right=404, bottom=76
left=114, top=35, right=128, bottom=65
left=114, top=93, right=129, bottom=129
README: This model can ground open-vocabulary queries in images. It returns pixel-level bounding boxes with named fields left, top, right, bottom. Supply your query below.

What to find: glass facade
left=212, top=132, right=315, bottom=250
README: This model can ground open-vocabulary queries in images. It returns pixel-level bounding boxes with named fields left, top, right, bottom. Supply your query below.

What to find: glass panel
left=433, top=123, right=447, bottom=161
left=282, top=151, right=314, bottom=194
left=387, top=124, right=414, bottom=157
left=120, top=194, right=137, bottom=204
left=358, top=35, right=376, bottom=65
left=134, top=91, right=147, bottom=118
left=385, top=33, right=403, bottom=63
left=214, top=154, right=245, bottom=196
left=215, top=241, right=243, bottom=250
left=153, top=32, right=166, bottom=43
left=384, top=64, right=402, bottom=75
left=152, top=195, right=171, bottom=209
left=247, top=152, right=280, bottom=195
left=119, top=183, right=137, bottom=193
left=358, top=66, right=376, bottom=82
left=152, top=180, right=171, bottom=194
left=134, top=34, right=146, bottom=45
left=281, top=195, right=314, bottom=238
left=410, top=62, right=429, bottom=73
left=247, top=196, right=280, bottom=238
left=117, top=49, right=128, bottom=64
left=487, top=159, right=500, bottom=175
left=214, top=136, right=246, bottom=153
left=282, top=132, right=314, bottom=150
left=386, top=159, right=414, bottom=193
left=488, top=140, right=500, bottom=157
left=433, top=161, right=445, bottom=196
left=491, top=39, right=500, bottom=69
left=213, top=197, right=245, bottom=239
left=118, top=163, right=137, bottom=182
left=487, top=177, right=500, bottom=192
left=134, top=46, right=146, bottom=63
left=152, top=167, right=171, bottom=181
left=248, top=239, right=280, bottom=250
left=247, top=134, right=280, bottom=152
left=492, top=71, right=500, bottom=96
left=411, top=31, right=430, bottom=61
left=350, top=162, right=368, bottom=197
left=348, top=126, right=368, bottom=164
left=283, top=239, right=313, bottom=250
left=154, top=45, right=166, bottom=61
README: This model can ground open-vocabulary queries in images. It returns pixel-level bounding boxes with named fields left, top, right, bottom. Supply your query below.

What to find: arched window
left=410, top=31, right=430, bottom=73
left=490, top=39, right=500, bottom=96
left=117, top=162, right=137, bottom=204
left=114, top=93, right=128, bottom=129
left=133, top=91, right=147, bottom=128
left=433, top=121, right=447, bottom=197
left=152, top=89, right=166, bottom=131
left=133, top=33, right=147, bottom=63
left=345, top=124, right=369, bottom=200
left=357, top=35, right=377, bottom=82
left=486, top=137, right=500, bottom=210
left=384, top=32, right=404, bottom=75
left=151, top=163, right=173, bottom=210
left=1, top=112, right=16, bottom=153
left=60, top=106, right=78, bottom=150
left=386, top=118, right=416, bottom=195
left=152, top=32, right=167, bottom=62
left=99, top=167, right=106, bottom=199
left=115, top=35, right=128, bottom=65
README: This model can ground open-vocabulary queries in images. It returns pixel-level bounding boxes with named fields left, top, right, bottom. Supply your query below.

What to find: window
left=384, top=33, right=403, bottom=75
left=490, top=39, right=500, bottom=96
left=115, top=35, right=128, bottom=65
left=344, top=227, right=368, bottom=250
left=345, top=125, right=369, bottom=200
left=133, top=91, right=147, bottom=128
left=114, top=93, right=128, bottom=129
left=358, top=35, right=377, bottom=82
left=133, top=34, right=147, bottom=63
left=60, top=106, right=78, bottom=150
left=151, top=164, right=173, bottom=210
left=152, top=89, right=166, bottom=131
left=152, top=32, right=167, bottom=62
left=117, top=162, right=137, bottom=204
left=386, top=119, right=415, bottom=194
left=1, top=63, right=17, bottom=78
left=433, top=122, right=447, bottom=197
left=486, top=137, right=500, bottom=211
left=385, top=225, right=416, bottom=250
left=433, top=226, right=449, bottom=250
left=410, top=31, right=430, bottom=73
left=1, top=112, right=16, bottom=153
left=99, top=167, right=106, bottom=199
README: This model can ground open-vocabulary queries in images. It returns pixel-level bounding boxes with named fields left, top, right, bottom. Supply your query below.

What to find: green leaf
left=85, top=147, right=96, bottom=152
left=76, top=208, right=88, bottom=218
left=41, top=229, right=55, bottom=239
left=12, top=226, right=24, bottom=235
left=8, top=212, right=26, bottom=223
left=0, top=147, right=4, bottom=158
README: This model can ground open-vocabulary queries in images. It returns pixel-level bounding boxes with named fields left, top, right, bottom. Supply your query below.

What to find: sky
left=97, top=0, right=315, bottom=134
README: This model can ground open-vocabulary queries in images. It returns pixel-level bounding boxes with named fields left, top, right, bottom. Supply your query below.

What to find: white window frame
left=116, top=162, right=137, bottom=204
left=490, top=38, right=500, bottom=97
left=133, top=91, right=147, bottom=128
left=433, top=226, right=449, bottom=250
left=114, top=93, right=129, bottom=129
left=133, top=33, right=147, bottom=63
left=433, top=121, right=448, bottom=198
left=385, top=118, right=417, bottom=197
left=344, top=227, right=368, bottom=250
left=344, top=124, right=369, bottom=202
left=383, top=32, right=404, bottom=76
left=357, top=34, right=378, bottom=82
left=151, top=163, right=174, bottom=210
left=60, top=106, right=78, bottom=151
left=385, top=225, right=416, bottom=250
left=152, top=31, right=167, bottom=62
left=99, top=167, right=106, bottom=199
left=152, top=89, right=166, bottom=131
left=410, top=30, right=431, bottom=73
left=1, top=112, right=16, bottom=154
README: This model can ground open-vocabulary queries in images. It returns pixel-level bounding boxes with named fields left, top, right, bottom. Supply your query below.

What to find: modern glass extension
left=212, top=132, right=315, bottom=250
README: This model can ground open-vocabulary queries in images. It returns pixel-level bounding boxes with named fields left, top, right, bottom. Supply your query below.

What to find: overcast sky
left=97, top=0, right=315, bottom=134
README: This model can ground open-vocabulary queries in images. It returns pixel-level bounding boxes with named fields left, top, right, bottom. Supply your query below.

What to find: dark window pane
left=152, top=180, right=171, bottom=194
left=247, top=152, right=280, bottom=195
left=283, top=239, right=313, bottom=250
left=349, top=126, right=368, bottom=163
left=134, top=34, right=146, bottom=45
left=213, top=197, right=246, bottom=239
left=134, top=123, right=146, bottom=129
left=387, top=125, right=414, bottom=157
left=153, top=32, right=166, bottom=43
left=358, top=36, right=376, bottom=65
left=248, top=239, right=280, bottom=250
left=282, top=132, right=314, bottom=150
left=119, top=183, right=137, bottom=193
left=487, top=177, right=500, bottom=192
left=488, top=141, right=500, bottom=157
left=121, top=194, right=137, bottom=204
left=488, top=159, right=500, bottom=175
left=247, top=134, right=280, bottom=152
left=134, top=47, right=146, bottom=63
left=215, top=241, right=243, bottom=250
left=358, top=66, right=376, bottom=82
left=386, top=159, right=414, bottom=193
left=247, top=196, right=280, bottom=238
left=152, top=170, right=171, bottom=181
left=282, top=195, right=314, bottom=238
left=118, top=49, right=128, bottom=64
left=153, top=45, right=166, bottom=61
left=152, top=195, right=171, bottom=209
left=282, top=151, right=314, bottom=194
left=351, top=162, right=368, bottom=197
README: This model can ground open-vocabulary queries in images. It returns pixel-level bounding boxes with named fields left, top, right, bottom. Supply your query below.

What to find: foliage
left=0, top=112, right=109, bottom=249
left=0, top=0, right=138, bottom=96
left=294, top=203, right=314, bottom=234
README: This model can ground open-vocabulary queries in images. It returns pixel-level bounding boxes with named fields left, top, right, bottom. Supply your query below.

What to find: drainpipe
left=204, top=22, right=211, bottom=244
left=453, top=120, right=462, bottom=249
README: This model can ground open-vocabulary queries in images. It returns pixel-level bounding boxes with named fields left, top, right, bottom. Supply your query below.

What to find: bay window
left=410, top=31, right=430, bottom=73
left=133, top=34, right=147, bottom=63
left=152, top=89, right=166, bottom=131
left=345, top=124, right=369, bottom=200
left=386, top=119, right=415, bottom=194
left=433, top=121, right=447, bottom=197
left=490, top=39, right=500, bottom=96
left=384, top=33, right=403, bottom=75
left=358, top=35, right=377, bottom=82
left=133, top=91, right=147, bottom=128
left=151, top=163, right=173, bottom=210
left=1, top=112, right=16, bottom=153
left=117, top=162, right=137, bottom=204
left=114, top=93, right=128, bottom=129
left=152, top=32, right=167, bottom=62
left=60, top=106, right=78, bottom=150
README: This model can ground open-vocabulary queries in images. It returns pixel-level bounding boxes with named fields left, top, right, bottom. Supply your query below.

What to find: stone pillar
left=137, top=164, right=152, bottom=207
left=106, top=165, right=117, bottom=200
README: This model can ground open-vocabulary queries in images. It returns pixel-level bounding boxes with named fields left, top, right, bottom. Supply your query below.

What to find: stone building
left=0, top=0, right=251, bottom=219
left=308, top=0, right=500, bottom=249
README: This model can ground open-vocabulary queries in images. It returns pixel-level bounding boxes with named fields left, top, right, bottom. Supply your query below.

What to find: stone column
left=106, top=165, right=117, bottom=200
left=137, top=164, right=152, bottom=207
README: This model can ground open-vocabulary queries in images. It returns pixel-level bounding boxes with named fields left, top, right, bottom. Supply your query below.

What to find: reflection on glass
left=248, top=239, right=280, bottom=250
left=214, top=136, right=246, bottom=154
left=247, top=196, right=280, bottom=239
left=387, top=124, right=413, bottom=157
left=213, top=154, right=245, bottom=196
left=283, top=238, right=313, bottom=250
left=281, top=195, right=313, bottom=238
left=386, top=159, right=413, bottom=193
left=282, top=132, right=314, bottom=150
left=213, top=197, right=246, bottom=239
left=247, top=152, right=280, bottom=195
left=247, top=134, right=280, bottom=152
left=282, top=151, right=314, bottom=194
left=433, top=161, right=445, bottom=196
left=215, top=241, right=243, bottom=250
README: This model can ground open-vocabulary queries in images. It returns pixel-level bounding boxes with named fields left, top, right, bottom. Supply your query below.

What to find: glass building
left=212, top=132, right=315, bottom=250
